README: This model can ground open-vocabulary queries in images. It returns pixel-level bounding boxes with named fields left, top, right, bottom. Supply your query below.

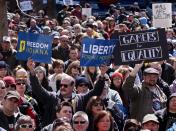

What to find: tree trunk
left=0, top=0, right=8, bottom=41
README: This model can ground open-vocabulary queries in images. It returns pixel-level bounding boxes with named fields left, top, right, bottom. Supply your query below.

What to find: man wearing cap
left=142, top=114, right=159, bottom=131
left=0, top=36, right=17, bottom=69
left=0, top=91, right=21, bottom=130
left=155, top=93, right=176, bottom=130
left=122, top=63, right=167, bottom=122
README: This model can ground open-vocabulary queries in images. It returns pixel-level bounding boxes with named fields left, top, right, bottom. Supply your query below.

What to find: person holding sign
left=122, top=62, right=167, bottom=122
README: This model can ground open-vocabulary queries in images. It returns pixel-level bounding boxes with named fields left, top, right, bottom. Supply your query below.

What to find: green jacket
left=122, top=75, right=167, bottom=122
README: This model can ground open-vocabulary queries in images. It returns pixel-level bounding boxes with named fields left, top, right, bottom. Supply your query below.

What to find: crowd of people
left=0, top=1, right=176, bottom=131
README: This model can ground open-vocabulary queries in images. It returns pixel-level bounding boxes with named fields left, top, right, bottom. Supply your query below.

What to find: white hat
left=3, top=36, right=11, bottom=43
left=142, top=114, right=159, bottom=124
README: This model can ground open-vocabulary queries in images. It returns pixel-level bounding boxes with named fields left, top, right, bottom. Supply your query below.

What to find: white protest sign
left=63, top=0, right=73, bottom=5
left=82, top=8, right=92, bottom=17
left=152, top=3, right=172, bottom=28
left=20, top=1, right=33, bottom=12
left=43, top=0, right=47, bottom=4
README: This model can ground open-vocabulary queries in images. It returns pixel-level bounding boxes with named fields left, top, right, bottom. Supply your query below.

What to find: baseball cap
left=3, top=36, right=11, bottom=43
left=0, top=61, right=8, bottom=69
left=5, top=90, right=20, bottom=100
left=143, top=68, right=159, bottom=75
left=3, top=76, right=16, bottom=85
left=142, top=114, right=159, bottom=124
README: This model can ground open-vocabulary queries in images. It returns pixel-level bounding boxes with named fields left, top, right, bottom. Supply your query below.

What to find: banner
left=82, top=8, right=92, bottom=17
left=111, top=28, right=168, bottom=65
left=80, top=38, right=117, bottom=66
left=152, top=3, right=172, bottom=28
left=16, top=32, right=52, bottom=63
left=63, top=0, right=73, bottom=5
left=20, top=1, right=33, bottom=11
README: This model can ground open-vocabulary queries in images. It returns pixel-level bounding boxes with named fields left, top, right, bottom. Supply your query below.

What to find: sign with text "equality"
left=111, top=28, right=168, bottom=65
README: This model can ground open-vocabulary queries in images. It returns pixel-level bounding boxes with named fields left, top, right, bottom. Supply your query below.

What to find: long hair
left=93, top=110, right=114, bottom=131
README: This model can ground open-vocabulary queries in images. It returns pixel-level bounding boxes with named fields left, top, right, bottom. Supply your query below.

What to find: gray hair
left=72, top=111, right=89, bottom=123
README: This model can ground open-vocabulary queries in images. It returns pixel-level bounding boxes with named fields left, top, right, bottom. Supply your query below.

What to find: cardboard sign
left=20, top=1, right=33, bottom=11
left=111, top=29, right=169, bottom=65
left=80, top=38, right=117, bottom=66
left=16, top=32, right=52, bottom=63
left=152, top=3, right=172, bottom=28
left=82, top=8, right=92, bottom=17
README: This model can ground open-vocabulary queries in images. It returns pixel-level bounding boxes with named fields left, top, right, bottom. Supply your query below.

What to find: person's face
left=73, top=116, right=88, bottom=131
left=60, top=38, right=69, bottom=46
left=74, top=26, right=81, bottom=34
left=76, top=83, right=89, bottom=94
left=99, top=65, right=108, bottom=75
left=11, top=40, right=18, bottom=49
left=91, top=101, right=104, bottom=115
left=35, top=70, right=44, bottom=81
left=54, top=65, right=64, bottom=74
left=88, top=67, right=96, bottom=74
left=97, top=115, right=111, bottom=131
left=60, top=79, right=73, bottom=98
left=3, top=98, right=19, bottom=113
left=69, top=50, right=78, bottom=60
left=57, top=106, right=72, bottom=121
left=18, top=123, right=34, bottom=131
left=169, top=97, right=176, bottom=112
left=71, top=66, right=80, bottom=76
left=16, top=79, right=26, bottom=96
left=113, top=76, right=122, bottom=88
left=0, top=82, right=6, bottom=100
left=1, top=41, right=11, bottom=51
left=0, top=68, right=7, bottom=78
left=143, top=121, right=159, bottom=131
left=143, top=74, right=159, bottom=87
left=86, top=28, right=93, bottom=36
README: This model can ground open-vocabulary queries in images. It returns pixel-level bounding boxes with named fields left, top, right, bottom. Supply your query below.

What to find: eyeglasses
left=78, top=83, right=88, bottom=87
left=60, top=84, right=69, bottom=88
left=74, top=121, right=86, bottom=124
left=35, top=71, right=43, bottom=74
left=16, top=82, right=26, bottom=85
left=6, top=84, right=16, bottom=90
left=93, top=102, right=104, bottom=106
left=19, top=124, right=33, bottom=128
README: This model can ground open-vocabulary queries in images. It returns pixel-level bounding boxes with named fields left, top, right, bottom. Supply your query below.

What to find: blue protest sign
left=80, top=38, right=117, bottom=66
left=16, top=32, right=52, bottom=63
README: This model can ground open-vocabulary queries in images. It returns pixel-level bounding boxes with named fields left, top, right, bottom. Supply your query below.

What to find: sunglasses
left=60, top=84, right=69, bottom=88
left=16, top=82, right=25, bottom=85
left=74, top=121, right=86, bottom=124
left=19, top=124, right=33, bottom=128
left=6, top=84, right=16, bottom=90
left=93, top=102, right=104, bottom=106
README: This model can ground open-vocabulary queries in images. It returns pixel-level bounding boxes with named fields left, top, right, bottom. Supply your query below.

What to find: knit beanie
left=111, top=72, right=123, bottom=80
left=34, top=66, right=46, bottom=76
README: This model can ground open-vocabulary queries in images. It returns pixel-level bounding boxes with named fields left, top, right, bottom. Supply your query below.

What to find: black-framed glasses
left=74, top=121, right=86, bottom=124
left=93, top=102, right=104, bottom=106
left=60, top=84, right=69, bottom=88
left=19, top=124, right=33, bottom=128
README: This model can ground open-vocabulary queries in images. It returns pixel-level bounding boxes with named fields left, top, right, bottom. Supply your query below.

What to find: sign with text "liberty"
left=111, top=28, right=168, bottom=65
left=80, top=38, right=117, bottom=66
left=16, top=32, right=52, bottom=63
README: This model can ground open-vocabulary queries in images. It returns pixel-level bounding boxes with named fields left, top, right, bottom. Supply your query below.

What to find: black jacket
left=30, top=74, right=105, bottom=126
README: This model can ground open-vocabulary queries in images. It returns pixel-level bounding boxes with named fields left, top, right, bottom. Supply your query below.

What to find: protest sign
left=111, top=28, right=168, bottom=65
left=63, top=0, right=73, bottom=5
left=20, top=1, right=33, bottom=11
left=152, top=3, right=172, bottom=28
left=82, top=8, right=92, bottom=17
left=80, top=38, right=117, bottom=66
left=16, top=32, right=52, bottom=63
